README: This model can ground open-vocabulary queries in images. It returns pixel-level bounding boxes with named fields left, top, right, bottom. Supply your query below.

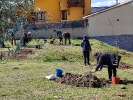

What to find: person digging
left=91, top=52, right=121, bottom=81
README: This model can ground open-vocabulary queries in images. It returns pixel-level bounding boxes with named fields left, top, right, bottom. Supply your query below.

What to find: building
left=28, top=0, right=91, bottom=23
left=16, top=1, right=133, bottom=52
left=82, top=1, right=133, bottom=51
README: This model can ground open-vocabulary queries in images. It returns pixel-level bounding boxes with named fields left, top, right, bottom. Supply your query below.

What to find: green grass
left=0, top=39, right=133, bottom=100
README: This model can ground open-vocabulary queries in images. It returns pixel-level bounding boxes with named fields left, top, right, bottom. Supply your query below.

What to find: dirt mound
left=54, top=72, right=111, bottom=88
left=119, top=62, right=133, bottom=69
left=11, top=49, right=34, bottom=60
left=119, top=51, right=133, bottom=57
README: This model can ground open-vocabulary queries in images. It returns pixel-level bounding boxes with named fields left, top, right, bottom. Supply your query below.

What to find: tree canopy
left=0, top=0, right=35, bottom=37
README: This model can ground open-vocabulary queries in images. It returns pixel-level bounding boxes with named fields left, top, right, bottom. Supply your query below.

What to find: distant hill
left=91, top=7, right=110, bottom=13
left=91, top=4, right=120, bottom=13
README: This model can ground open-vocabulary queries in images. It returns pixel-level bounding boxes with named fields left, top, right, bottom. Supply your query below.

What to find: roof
left=83, top=1, right=132, bottom=19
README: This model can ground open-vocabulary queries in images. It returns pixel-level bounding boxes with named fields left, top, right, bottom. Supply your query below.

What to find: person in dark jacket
left=81, top=35, right=92, bottom=66
left=62, top=32, right=71, bottom=45
left=92, top=52, right=121, bottom=80
left=22, top=33, right=28, bottom=46
left=53, top=30, right=63, bottom=44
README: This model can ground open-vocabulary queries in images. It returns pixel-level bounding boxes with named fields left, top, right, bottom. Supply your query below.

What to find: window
left=67, top=0, right=85, bottom=7
left=31, top=11, right=46, bottom=22
left=61, top=10, right=67, bottom=20
left=71, top=0, right=80, bottom=4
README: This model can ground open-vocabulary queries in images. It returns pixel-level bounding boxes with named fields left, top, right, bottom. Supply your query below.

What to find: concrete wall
left=91, top=35, right=133, bottom=51
left=15, top=28, right=88, bottom=39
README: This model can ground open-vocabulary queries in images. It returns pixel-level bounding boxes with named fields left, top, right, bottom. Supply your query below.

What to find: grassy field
left=0, top=39, right=133, bottom=100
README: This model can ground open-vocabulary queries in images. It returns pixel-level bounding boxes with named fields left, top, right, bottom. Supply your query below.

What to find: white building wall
left=87, top=2, right=133, bottom=36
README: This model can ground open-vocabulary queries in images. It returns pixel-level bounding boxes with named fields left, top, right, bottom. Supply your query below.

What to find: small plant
left=59, top=55, right=67, bottom=61
left=35, top=39, right=44, bottom=49
left=43, top=56, right=53, bottom=62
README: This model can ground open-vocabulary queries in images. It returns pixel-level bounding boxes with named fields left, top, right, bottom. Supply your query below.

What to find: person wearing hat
left=81, top=35, right=92, bottom=66
left=92, top=52, right=121, bottom=80
left=27, top=31, right=32, bottom=42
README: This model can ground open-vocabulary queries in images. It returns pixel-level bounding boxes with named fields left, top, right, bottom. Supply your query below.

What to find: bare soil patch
left=54, top=72, right=111, bottom=88
left=11, top=49, right=34, bottom=60
left=2, top=49, right=34, bottom=60
left=119, top=51, right=133, bottom=57
left=119, top=62, right=133, bottom=69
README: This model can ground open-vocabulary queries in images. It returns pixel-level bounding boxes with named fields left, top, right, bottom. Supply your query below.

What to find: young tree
left=0, top=0, right=35, bottom=44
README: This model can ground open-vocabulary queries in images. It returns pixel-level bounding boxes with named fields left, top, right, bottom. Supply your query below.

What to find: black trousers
left=64, top=38, right=71, bottom=45
left=108, top=66, right=117, bottom=80
left=59, top=37, right=63, bottom=43
left=83, top=51, right=90, bottom=65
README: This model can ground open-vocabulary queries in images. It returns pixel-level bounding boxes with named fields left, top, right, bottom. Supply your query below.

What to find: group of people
left=4, top=28, right=122, bottom=80
left=81, top=35, right=121, bottom=81
left=8, top=31, right=32, bottom=47
left=52, top=30, right=71, bottom=45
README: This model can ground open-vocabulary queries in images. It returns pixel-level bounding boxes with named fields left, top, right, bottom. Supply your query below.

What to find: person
left=53, top=30, right=63, bottom=44
left=92, top=52, right=121, bottom=80
left=62, top=32, right=71, bottom=45
left=50, top=38, right=55, bottom=44
left=1, top=41, right=6, bottom=48
left=81, top=35, right=92, bottom=66
left=22, top=33, right=28, bottom=46
left=27, top=31, right=32, bottom=42
left=0, top=40, right=6, bottom=48
left=8, top=28, right=16, bottom=45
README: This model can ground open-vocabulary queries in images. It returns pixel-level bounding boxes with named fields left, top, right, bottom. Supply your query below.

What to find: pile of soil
left=54, top=72, right=111, bottom=88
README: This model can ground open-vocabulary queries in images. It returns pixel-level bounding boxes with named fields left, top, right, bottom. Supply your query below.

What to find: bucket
left=44, top=39, right=47, bottom=43
left=112, top=77, right=120, bottom=84
left=56, top=69, right=63, bottom=77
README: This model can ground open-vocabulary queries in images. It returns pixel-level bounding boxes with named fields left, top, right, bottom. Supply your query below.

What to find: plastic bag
left=45, top=74, right=55, bottom=80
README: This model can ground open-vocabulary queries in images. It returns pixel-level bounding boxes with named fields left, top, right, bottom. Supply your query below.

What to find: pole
left=116, top=0, right=118, bottom=5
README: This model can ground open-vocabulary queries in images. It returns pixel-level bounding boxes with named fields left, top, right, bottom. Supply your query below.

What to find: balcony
left=67, top=0, right=85, bottom=7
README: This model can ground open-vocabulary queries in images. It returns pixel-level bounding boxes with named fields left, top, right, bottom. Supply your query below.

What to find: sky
left=91, top=0, right=131, bottom=7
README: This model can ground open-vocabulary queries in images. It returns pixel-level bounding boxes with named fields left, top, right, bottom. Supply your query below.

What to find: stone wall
left=91, top=34, right=133, bottom=52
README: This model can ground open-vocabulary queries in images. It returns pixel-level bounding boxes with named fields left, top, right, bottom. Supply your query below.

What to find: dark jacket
left=95, top=53, right=121, bottom=71
left=56, top=30, right=62, bottom=38
left=81, top=37, right=91, bottom=51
